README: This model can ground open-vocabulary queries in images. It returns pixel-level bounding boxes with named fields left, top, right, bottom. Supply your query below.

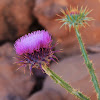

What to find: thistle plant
left=14, top=30, right=89, bottom=100
left=58, top=6, right=100, bottom=100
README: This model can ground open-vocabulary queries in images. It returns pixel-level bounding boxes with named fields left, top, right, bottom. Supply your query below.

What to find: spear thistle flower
left=14, top=30, right=57, bottom=74
left=14, top=30, right=90, bottom=100
left=58, top=6, right=93, bottom=30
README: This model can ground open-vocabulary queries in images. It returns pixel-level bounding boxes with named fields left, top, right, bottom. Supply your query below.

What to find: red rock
left=27, top=90, right=63, bottom=100
left=0, top=43, right=35, bottom=100
left=27, top=53, right=100, bottom=100
left=0, top=0, right=34, bottom=41
left=33, top=0, right=100, bottom=57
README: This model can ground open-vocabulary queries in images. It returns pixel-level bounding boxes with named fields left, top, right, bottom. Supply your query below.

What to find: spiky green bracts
left=58, top=6, right=93, bottom=30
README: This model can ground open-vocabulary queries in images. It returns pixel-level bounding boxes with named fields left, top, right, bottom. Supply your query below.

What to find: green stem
left=42, top=63, right=90, bottom=100
left=75, top=26, right=100, bottom=100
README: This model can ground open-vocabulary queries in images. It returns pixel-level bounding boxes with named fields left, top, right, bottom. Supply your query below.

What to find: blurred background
left=0, top=0, right=100, bottom=100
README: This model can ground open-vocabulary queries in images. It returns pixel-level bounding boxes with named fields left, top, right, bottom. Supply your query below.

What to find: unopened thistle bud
left=57, top=6, right=93, bottom=30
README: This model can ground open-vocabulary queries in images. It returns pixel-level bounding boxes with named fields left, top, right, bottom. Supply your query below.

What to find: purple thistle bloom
left=14, top=30, right=58, bottom=75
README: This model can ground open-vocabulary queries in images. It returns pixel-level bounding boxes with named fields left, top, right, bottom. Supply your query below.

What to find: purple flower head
left=14, top=30, right=58, bottom=75
left=14, top=30, right=52, bottom=55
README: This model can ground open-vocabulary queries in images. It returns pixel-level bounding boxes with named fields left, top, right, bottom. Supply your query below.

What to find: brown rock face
left=0, top=0, right=34, bottom=41
left=33, top=0, right=100, bottom=57
left=0, top=43, right=35, bottom=100
left=27, top=53, right=100, bottom=100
